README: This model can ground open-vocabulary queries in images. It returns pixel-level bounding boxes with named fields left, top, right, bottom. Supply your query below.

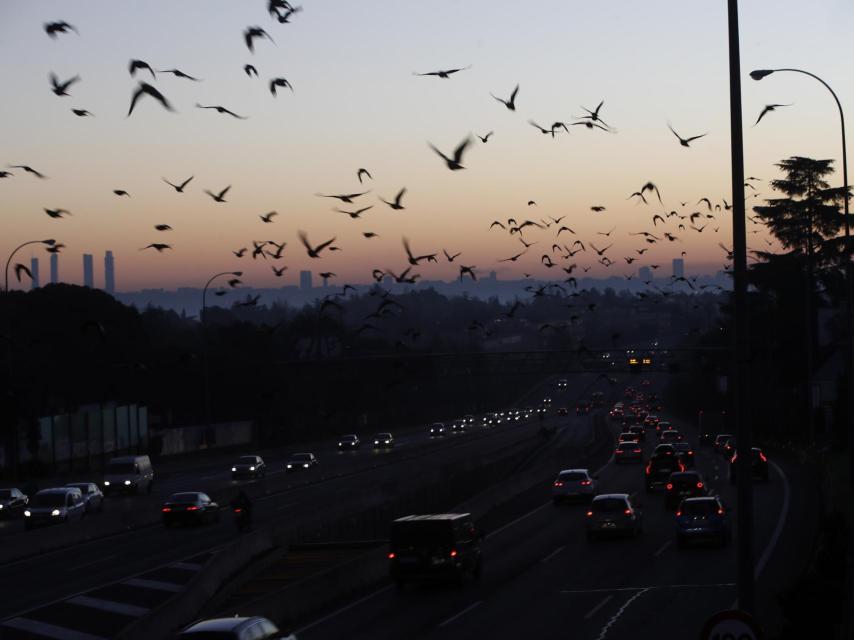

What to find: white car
left=552, top=468, right=597, bottom=504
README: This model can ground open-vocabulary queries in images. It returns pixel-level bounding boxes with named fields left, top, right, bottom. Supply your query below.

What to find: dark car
left=670, top=442, right=695, bottom=468
left=628, top=425, right=646, bottom=442
left=373, top=432, right=395, bottom=448
left=338, top=434, right=361, bottom=450
left=676, top=496, right=730, bottom=547
left=162, top=492, right=219, bottom=527
left=557, top=407, right=568, bottom=416
left=645, top=445, right=684, bottom=492
left=389, top=513, right=483, bottom=589
left=178, top=616, right=292, bottom=639
left=24, top=487, right=86, bottom=530
left=714, top=434, right=735, bottom=455
left=0, top=488, right=28, bottom=518
left=586, top=494, right=643, bottom=540
left=576, top=401, right=592, bottom=415
left=615, top=441, right=643, bottom=464
left=664, top=471, right=708, bottom=510
left=231, top=455, right=267, bottom=479
left=464, top=414, right=475, bottom=425
left=65, top=482, right=104, bottom=513
left=729, top=447, right=770, bottom=483
left=286, top=452, right=318, bottom=472
left=429, top=423, right=446, bottom=437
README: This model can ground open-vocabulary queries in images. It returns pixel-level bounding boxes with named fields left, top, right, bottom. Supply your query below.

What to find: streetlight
left=200, top=271, right=242, bottom=428
left=4, top=239, right=56, bottom=292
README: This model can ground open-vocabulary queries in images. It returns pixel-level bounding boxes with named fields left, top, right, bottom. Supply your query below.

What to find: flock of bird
left=5, top=4, right=790, bottom=326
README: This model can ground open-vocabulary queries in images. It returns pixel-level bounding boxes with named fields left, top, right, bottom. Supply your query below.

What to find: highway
left=297, top=377, right=816, bottom=640
left=0, top=371, right=612, bottom=635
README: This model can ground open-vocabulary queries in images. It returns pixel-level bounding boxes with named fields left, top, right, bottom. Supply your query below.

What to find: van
left=389, top=513, right=483, bottom=589
left=103, top=455, right=154, bottom=494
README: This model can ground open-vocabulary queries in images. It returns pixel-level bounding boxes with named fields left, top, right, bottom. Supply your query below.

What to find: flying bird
left=14, top=263, right=33, bottom=283
left=590, top=206, right=606, bottom=212
left=270, top=77, right=293, bottom=95
left=576, top=100, right=612, bottom=129
left=753, top=103, right=792, bottom=126
left=43, top=208, right=71, bottom=218
left=44, top=21, right=77, bottom=38
left=363, top=232, right=379, bottom=239
left=141, top=243, right=171, bottom=252
left=403, top=237, right=436, bottom=265
left=337, top=206, right=373, bottom=219
left=259, top=211, right=278, bottom=223
left=380, top=188, right=407, bottom=210
left=157, top=68, right=202, bottom=81
left=128, top=82, right=173, bottom=116
left=571, top=120, right=610, bottom=132
left=204, top=185, right=231, bottom=202
left=113, top=190, right=130, bottom=197
left=244, top=64, right=259, bottom=78
left=589, top=242, right=612, bottom=256
left=459, top=265, right=477, bottom=281
left=667, top=122, right=707, bottom=147
left=357, top=168, right=372, bottom=183
left=428, top=136, right=472, bottom=170
left=163, top=175, right=193, bottom=192
left=272, top=265, right=287, bottom=277
left=129, top=59, right=157, bottom=79
left=195, top=104, right=247, bottom=119
left=10, top=165, right=47, bottom=179
left=443, top=249, right=461, bottom=262
left=71, top=109, right=93, bottom=117
left=154, top=224, right=172, bottom=231
left=491, top=84, right=519, bottom=111
left=317, top=190, right=369, bottom=203
left=233, top=248, right=248, bottom=258
left=641, top=181, right=663, bottom=204
left=244, top=27, right=274, bottom=53
left=414, top=66, right=471, bottom=78
left=299, top=231, right=336, bottom=258
left=477, top=131, right=493, bottom=143
left=50, top=73, right=80, bottom=96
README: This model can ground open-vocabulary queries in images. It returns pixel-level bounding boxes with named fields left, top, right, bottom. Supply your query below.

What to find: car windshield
left=169, top=493, right=200, bottom=503
left=292, top=454, right=311, bottom=461
left=592, top=498, right=627, bottom=513
left=342, top=435, right=357, bottom=440
left=682, top=501, right=718, bottom=516
left=391, top=521, right=453, bottom=547
left=559, top=472, right=587, bottom=481
left=618, top=443, right=638, bottom=450
left=237, top=457, right=256, bottom=463
left=376, top=433, right=391, bottom=439
left=32, top=493, right=66, bottom=508
left=67, top=484, right=90, bottom=492
left=106, top=462, right=136, bottom=474
left=0, top=490, right=13, bottom=499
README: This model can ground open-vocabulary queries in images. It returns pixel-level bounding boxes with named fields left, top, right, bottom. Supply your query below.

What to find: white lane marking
left=653, top=540, right=671, bottom=558
left=594, top=587, right=650, bottom=640
left=561, top=583, right=734, bottom=594
left=540, top=545, right=565, bottom=563
left=584, top=595, right=613, bottom=620
left=66, top=554, right=117, bottom=572
left=122, top=577, right=183, bottom=592
left=0, top=617, right=109, bottom=640
left=294, top=585, right=392, bottom=634
left=67, top=595, right=149, bottom=617
left=275, top=501, right=301, bottom=511
left=437, top=600, right=483, bottom=628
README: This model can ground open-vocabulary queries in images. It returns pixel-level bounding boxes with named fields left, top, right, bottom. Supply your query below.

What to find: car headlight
left=287, top=464, right=292, bottom=468
left=232, top=467, right=237, bottom=472
left=374, top=440, right=379, bottom=444
left=24, top=510, right=31, bottom=517
left=303, top=463, right=309, bottom=468
left=249, top=466, right=255, bottom=471
left=385, top=440, right=390, bottom=444
left=51, top=509, right=61, bottom=516
left=0, top=504, right=4, bottom=509
left=104, top=481, right=110, bottom=486
left=124, top=480, right=131, bottom=486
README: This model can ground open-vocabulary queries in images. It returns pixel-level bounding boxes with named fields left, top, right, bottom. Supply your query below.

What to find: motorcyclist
left=231, top=489, right=253, bottom=530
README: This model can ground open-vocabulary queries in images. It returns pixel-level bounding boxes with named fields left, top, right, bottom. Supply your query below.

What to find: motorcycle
left=233, top=506, right=252, bottom=532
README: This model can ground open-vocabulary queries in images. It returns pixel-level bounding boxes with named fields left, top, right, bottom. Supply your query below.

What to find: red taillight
left=696, top=482, right=704, bottom=489
left=675, top=511, right=682, bottom=517
left=717, top=508, right=725, bottom=515
left=450, top=549, right=458, bottom=558
left=645, top=464, right=651, bottom=475
left=678, top=462, right=686, bottom=472
left=688, top=450, right=694, bottom=456
left=234, top=508, right=242, bottom=513
left=759, top=452, right=768, bottom=462
left=554, top=481, right=564, bottom=487
left=586, top=510, right=593, bottom=517
left=186, top=505, right=199, bottom=511
left=633, top=448, right=641, bottom=453
left=731, top=453, right=738, bottom=463
left=624, top=509, right=633, bottom=516
left=388, top=552, right=395, bottom=559
left=162, top=507, right=172, bottom=512
left=615, top=449, right=622, bottom=454
left=580, top=480, right=591, bottom=486
left=666, top=483, right=673, bottom=490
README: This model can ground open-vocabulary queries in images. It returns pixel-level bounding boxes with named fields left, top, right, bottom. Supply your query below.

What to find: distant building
left=638, top=266, right=652, bottom=282
left=672, top=258, right=684, bottom=279
left=321, top=273, right=330, bottom=288
left=299, top=270, right=312, bottom=291
left=486, top=270, right=498, bottom=281
left=104, top=251, right=115, bottom=294
left=83, top=254, right=94, bottom=288
left=50, top=253, right=59, bottom=284
left=30, top=257, right=40, bottom=289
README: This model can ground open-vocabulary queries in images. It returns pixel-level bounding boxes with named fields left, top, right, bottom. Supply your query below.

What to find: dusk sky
left=2, top=1, right=852, bottom=291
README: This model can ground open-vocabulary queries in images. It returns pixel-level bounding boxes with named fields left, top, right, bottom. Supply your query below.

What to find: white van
left=103, top=455, right=154, bottom=494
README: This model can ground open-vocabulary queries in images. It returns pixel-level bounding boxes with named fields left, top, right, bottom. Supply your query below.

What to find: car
left=591, top=391, right=605, bottom=407
left=552, top=468, right=597, bottom=504
left=714, top=433, right=735, bottom=455
left=628, top=425, right=646, bottom=442
left=103, top=455, right=154, bottom=495
left=429, top=423, right=446, bottom=437
left=162, top=492, right=220, bottom=526
left=576, top=401, right=592, bottom=416
left=664, top=471, right=708, bottom=510
left=615, top=441, right=643, bottom=464
left=656, top=420, right=672, bottom=433
left=0, top=488, right=28, bottom=518
left=231, top=455, right=267, bottom=479
left=643, top=414, right=660, bottom=429
left=373, top=432, right=395, bottom=448
left=645, top=445, right=684, bottom=492
left=659, top=429, right=683, bottom=444
left=543, top=397, right=552, bottom=405
left=720, top=437, right=736, bottom=459
left=286, top=452, right=318, bottom=472
left=557, top=379, right=568, bottom=389
left=617, top=432, right=639, bottom=444
left=670, top=442, right=695, bottom=468
left=729, top=447, right=770, bottom=483
left=492, top=412, right=504, bottom=424
left=586, top=494, right=643, bottom=540
left=676, top=496, right=730, bottom=547
left=609, top=405, right=624, bottom=420
left=557, top=407, right=568, bottom=416
left=178, top=616, right=293, bottom=639
left=509, top=409, right=522, bottom=421
left=464, top=414, right=475, bottom=425
left=65, top=482, right=104, bottom=513
left=338, top=434, right=361, bottom=450
left=24, top=487, right=86, bottom=530
left=642, top=379, right=651, bottom=387
left=451, top=420, right=467, bottom=434
left=389, top=513, right=483, bottom=589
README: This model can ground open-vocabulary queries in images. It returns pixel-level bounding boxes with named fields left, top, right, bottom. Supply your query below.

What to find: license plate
left=602, top=522, right=616, bottom=529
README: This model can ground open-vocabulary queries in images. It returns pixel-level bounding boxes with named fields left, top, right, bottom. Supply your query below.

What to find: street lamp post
left=201, top=271, right=242, bottom=427
left=4, top=239, right=56, bottom=293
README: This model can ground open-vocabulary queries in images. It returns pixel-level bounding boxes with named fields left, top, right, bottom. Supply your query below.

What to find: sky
left=1, top=0, right=852, bottom=291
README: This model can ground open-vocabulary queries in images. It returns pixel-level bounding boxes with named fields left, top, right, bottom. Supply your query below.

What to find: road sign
left=700, top=609, right=764, bottom=640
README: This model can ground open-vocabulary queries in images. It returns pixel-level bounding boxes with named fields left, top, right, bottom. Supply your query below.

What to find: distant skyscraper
left=672, top=258, right=685, bottom=279
left=30, top=257, right=40, bottom=289
left=83, top=254, right=94, bottom=288
left=299, top=270, right=312, bottom=291
left=321, top=273, right=330, bottom=288
left=104, top=251, right=115, bottom=294
left=638, top=266, right=652, bottom=282
left=50, top=253, right=59, bottom=284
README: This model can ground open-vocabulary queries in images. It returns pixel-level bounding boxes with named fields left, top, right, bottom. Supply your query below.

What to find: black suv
left=664, top=471, right=708, bottom=510
left=729, top=447, right=770, bottom=483
left=389, top=513, right=483, bottom=589
left=644, top=445, right=684, bottom=492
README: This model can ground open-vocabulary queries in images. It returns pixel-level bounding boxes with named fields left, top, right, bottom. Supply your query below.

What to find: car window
left=592, top=498, right=627, bottom=512
left=559, top=471, right=587, bottom=481
left=682, top=501, right=717, bottom=516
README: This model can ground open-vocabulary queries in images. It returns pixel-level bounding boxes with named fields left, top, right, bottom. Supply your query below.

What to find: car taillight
left=688, top=451, right=694, bottom=456
left=696, top=482, right=704, bottom=489
left=586, top=510, right=593, bottom=517
left=633, top=448, right=641, bottom=453
left=675, top=511, right=682, bottom=517
left=666, top=483, right=673, bottom=490
left=731, top=453, right=738, bottom=463
left=187, top=505, right=199, bottom=511
left=554, top=481, right=564, bottom=487
left=162, top=507, right=171, bottom=512
left=450, top=549, right=458, bottom=558
left=759, top=452, right=768, bottom=462
left=624, top=509, right=633, bottom=516
left=388, top=552, right=395, bottom=559
left=717, top=508, right=725, bottom=515
left=645, top=464, right=651, bottom=475
left=234, top=508, right=242, bottom=513
left=615, top=449, right=622, bottom=454
left=678, top=462, right=686, bottom=472
left=580, top=480, right=591, bottom=486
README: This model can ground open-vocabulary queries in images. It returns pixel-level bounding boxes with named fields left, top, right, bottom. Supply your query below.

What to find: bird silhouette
left=10, top=165, right=48, bottom=179
left=163, top=175, right=193, bottom=192
left=274, top=5, right=302, bottom=23
left=597, top=226, right=616, bottom=237
left=363, top=231, right=379, bottom=239
left=157, top=68, right=201, bottom=81
left=154, top=224, right=172, bottom=231
left=272, top=265, right=287, bottom=277
left=528, top=120, right=552, bottom=135
left=667, top=122, right=707, bottom=147
left=380, top=188, right=407, bottom=210
left=44, top=208, right=71, bottom=218
left=403, top=238, right=436, bottom=265
left=317, top=190, right=369, bottom=203
left=245, top=27, right=274, bottom=52
left=428, top=136, right=472, bottom=170
left=259, top=211, right=278, bottom=223
left=459, top=265, right=477, bottom=281
left=641, top=181, right=663, bottom=204
left=556, top=226, right=575, bottom=236
left=571, top=120, right=610, bottom=132
left=44, top=21, right=77, bottom=38
left=491, top=84, right=519, bottom=110
left=590, top=206, right=606, bottom=212
left=0, top=171, right=12, bottom=178
left=129, top=59, right=157, bottom=79
left=414, top=66, right=471, bottom=78
left=477, top=131, right=493, bottom=143
left=576, top=100, right=612, bottom=129
left=754, top=103, right=792, bottom=126
left=652, top=214, right=666, bottom=226
left=589, top=242, right=612, bottom=256
left=113, top=190, right=130, bottom=197
left=336, top=206, right=373, bottom=219
left=204, top=185, right=231, bottom=202
left=141, top=243, right=171, bottom=252
left=299, top=231, right=336, bottom=258
left=50, top=73, right=80, bottom=96
left=233, top=248, right=248, bottom=258
left=490, top=221, right=506, bottom=230
left=128, top=83, right=174, bottom=116
left=244, top=64, right=259, bottom=78
left=357, top=168, right=372, bottom=183
left=443, top=249, right=461, bottom=262
left=71, top=109, right=93, bottom=117
left=14, top=263, right=33, bottom=283
left=195, top=104, right=247, bottom=119
left=270, top=77, right=293, bottom=95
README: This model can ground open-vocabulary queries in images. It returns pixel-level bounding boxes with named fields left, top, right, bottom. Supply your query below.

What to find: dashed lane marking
left=540, top=545, right=565, bottom=563
left=437, top=600, right=483, bottom=628
left=67, top=595, right=149, bottom=617
left=122, top=578, right=182, bottom=592
left=584, top=595, right=613, bottom=620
